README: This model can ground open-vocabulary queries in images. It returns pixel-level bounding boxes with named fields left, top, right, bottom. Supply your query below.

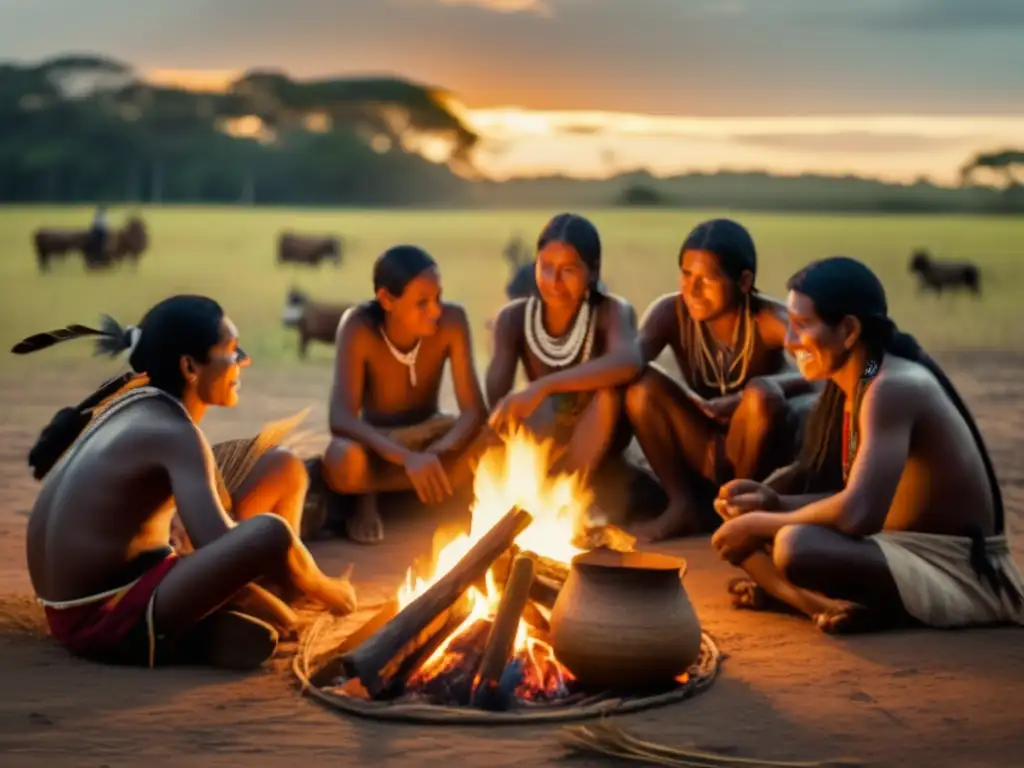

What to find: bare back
left=853, top=356, right=996, bottom=536
left=27, top=393, right=196, bottom=602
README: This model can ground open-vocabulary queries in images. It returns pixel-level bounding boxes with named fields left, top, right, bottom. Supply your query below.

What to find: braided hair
left=11, top=295, right=225, bottom=480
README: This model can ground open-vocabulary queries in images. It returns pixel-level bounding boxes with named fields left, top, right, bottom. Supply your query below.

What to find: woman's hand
left=489, top=383, right=547, bottom=434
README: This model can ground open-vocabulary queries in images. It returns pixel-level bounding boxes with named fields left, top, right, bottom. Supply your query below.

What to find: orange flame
left=396, top=427, right=591, bottom=690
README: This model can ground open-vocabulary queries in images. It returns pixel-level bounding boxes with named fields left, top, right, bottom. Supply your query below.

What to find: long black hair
left=366, top=244, right=439, bottom=326
left=536, top=212, right=605, bottom=306
left=788, top=257, right=1004, bottom=533
left=11, top=295, right=225, bottom=480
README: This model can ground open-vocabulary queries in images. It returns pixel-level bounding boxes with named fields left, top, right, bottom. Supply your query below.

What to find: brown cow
left=909, top=248, right=980, bottom=296
left=277, top=232, right=343, bottom=267
left=34, top=216, right=149, bottom=272
left=281, top=288, right=355, bottom=359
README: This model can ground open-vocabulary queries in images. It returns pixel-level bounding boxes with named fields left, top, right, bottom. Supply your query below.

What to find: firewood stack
left=332, top=507, right=636, bottom=711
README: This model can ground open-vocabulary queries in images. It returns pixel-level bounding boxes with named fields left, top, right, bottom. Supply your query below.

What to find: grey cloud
left=0, top=0, right=1019, bottom=116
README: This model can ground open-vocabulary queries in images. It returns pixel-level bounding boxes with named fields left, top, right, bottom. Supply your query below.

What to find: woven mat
left=292, top=608, right=723, bottom=725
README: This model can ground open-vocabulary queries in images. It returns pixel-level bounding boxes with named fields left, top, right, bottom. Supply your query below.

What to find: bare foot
left=318, top=576, right=358, bottom=616
left=727, top=578, right=803, bottom=616
left=814, top=604, right=887, bottom=635
left=345, top=494, right=384, bottom=545
left=629, top=504, right=697, bottom=543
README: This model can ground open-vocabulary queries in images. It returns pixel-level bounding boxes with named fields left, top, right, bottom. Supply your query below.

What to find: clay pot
left=549, top=549, right=702, bottom=689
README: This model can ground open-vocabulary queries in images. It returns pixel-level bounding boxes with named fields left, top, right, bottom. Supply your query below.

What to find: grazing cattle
left=34, top=216, right=148, bottom=272
left=281, top=288, right=354, bottom=359
left=909, top=249, right=981, bottom=296
left=277, top=232, right=343, bottom=267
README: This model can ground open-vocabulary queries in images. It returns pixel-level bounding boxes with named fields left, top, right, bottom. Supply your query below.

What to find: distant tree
left=618, top=184, right=668, bottom=206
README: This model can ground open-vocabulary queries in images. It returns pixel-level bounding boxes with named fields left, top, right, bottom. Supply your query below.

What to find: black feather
left=94, top=314, right=132, bottom=357
left=10, top=324, right=106, bottom=355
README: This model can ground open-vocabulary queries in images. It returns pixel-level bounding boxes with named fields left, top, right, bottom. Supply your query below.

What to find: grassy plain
left=0, top=206, right=1020, bottom=373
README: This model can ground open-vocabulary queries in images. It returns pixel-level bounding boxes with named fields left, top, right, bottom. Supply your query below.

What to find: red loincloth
left=42, top=554, right=179, bottom=667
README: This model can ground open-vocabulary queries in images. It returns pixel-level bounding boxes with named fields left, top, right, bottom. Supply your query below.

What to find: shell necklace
left=525, top=295, right=597, bottom=369
left=380, top=329, right=420, bottom=387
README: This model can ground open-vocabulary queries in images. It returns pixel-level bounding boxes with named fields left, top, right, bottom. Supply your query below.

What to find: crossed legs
left=726, top=524, right=912, bottom=634
left=623, top=365, right=808, bottom=541
left=150, top=449, right=357, bottom=668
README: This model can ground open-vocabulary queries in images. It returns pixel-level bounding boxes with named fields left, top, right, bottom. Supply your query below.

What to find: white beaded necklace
left=380, top=329, right=421, bottom=387
left=524, top=294, right=597, bottom=369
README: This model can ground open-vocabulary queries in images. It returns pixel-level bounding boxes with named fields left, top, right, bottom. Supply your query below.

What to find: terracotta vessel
left=549, top=548, right=702, bottom=689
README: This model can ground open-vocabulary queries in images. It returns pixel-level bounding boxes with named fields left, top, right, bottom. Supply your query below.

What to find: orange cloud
left=437, top=0, right=552, bottom=15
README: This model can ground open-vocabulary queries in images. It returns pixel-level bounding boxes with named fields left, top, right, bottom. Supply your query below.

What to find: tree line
left=1, top=53, right=1020, bottom=213
left=0, top=54, right=475, bottom=206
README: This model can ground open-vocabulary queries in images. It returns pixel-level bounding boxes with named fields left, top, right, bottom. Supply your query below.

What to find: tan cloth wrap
left=870, top=530, right=1024, bottom=628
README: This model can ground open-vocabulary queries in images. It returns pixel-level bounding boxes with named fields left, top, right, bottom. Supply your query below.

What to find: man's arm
left=637, top=294, right=676, bottom=365
left=485, top=303, right=523, bottom=410
left=534, top=297, right=643, bottom=397
left=328, top=308, right=415, bottom=466
left=753, top=375, right=916, bottom=537
left=428, top=306, right=487, bottom=456
left=161, top=418, right=236, bottom=549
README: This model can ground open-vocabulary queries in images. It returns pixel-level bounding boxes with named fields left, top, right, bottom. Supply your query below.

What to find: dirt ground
left=1, top=354, right=1022, bottom=768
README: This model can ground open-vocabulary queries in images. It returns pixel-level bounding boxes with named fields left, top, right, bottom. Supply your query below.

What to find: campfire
left=332, top=428, right=638, bottom=711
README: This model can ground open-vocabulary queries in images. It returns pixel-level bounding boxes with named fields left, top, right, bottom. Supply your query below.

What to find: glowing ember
left=395, top=426, right=593, bottom=702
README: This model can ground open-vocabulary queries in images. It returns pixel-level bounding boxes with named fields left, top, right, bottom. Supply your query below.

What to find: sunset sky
left=3, top=0, right=1023, bottom=184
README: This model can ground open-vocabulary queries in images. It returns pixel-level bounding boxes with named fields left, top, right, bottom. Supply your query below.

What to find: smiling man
left=710, top=256, right=1024, bottom=634
left=19, top=296, right=358, bottom=671
left=622, top=218, right=818, bottom=543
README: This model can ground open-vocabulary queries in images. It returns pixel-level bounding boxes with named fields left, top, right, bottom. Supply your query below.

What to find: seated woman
left=711, top=256, right=1024, bottom=633
left=17, top=296, right=357, bottom=671
left=624, top=218, right=819, bottom=542
left=487, top=212, right=642, bottom=487
left=310, top=245, right=488, bottom=545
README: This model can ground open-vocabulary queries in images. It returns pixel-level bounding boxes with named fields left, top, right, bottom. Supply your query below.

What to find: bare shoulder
left=494, top=298, right=527, bottom=333
left=439, top=302, right=471, bottom=330
left=129, top=397, right=205, bottom=461
left=599, top=292, right=637, bottom=321
left=638, top=292, right=678, bottom=327
left=862, top=357, right=935, bottom=418
left=753, top=294, right=789, bottom=346
left=335, top=302, right=377, bottom=349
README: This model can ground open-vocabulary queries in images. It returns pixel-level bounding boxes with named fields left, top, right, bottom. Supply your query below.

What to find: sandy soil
left=1, top=354, right=1022, bottom=768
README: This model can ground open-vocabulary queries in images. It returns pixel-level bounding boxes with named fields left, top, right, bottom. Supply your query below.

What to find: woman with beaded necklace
left=623, top=218, right=820, bottom=543
left=487, top=213, right=643, bottom=486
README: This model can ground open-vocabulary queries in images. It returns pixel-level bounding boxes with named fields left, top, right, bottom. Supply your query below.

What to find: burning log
left=309, top=599, right=400, bottom=689
left=378, top=592, right=473, bottom=700
left=472, top=553, right=537, bottom=709
left=412, top=619, right=491, bottom=705
left=341, top=507, right=533, bottom=697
